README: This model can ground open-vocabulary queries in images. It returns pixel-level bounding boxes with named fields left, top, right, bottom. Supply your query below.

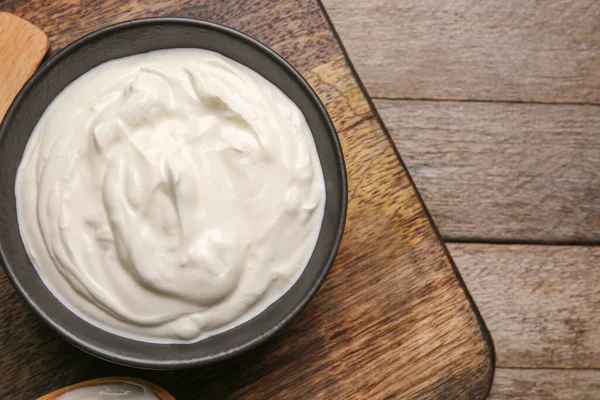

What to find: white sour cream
left=15, top=49, right=325, bottom=343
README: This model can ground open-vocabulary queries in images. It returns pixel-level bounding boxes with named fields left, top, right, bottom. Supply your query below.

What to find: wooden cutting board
left=0, top=1, right=494, bottom=399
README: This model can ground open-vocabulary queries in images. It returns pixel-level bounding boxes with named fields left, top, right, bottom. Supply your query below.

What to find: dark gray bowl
left=0, top=18, right=347, bottom=369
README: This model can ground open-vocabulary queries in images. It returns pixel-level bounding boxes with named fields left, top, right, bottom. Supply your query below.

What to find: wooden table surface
left=322, top=0, right=600, bottom=398
left=0, top=1, right=495, bottom=399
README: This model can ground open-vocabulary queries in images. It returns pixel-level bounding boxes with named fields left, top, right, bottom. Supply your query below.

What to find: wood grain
left=0, top=12, right=48, bottom=121
left=449, top=243, right=600, bottom=369
left=322, top=0, right=600, bottom=103
left=322, top=1, right=600, bottom=398
left=0, top=1, right=493, bottom=399
left=489, top=368, right=600, bottom=399
left=1, top=0, right=339, bottom=75
left=376, top=99, right=600, bottom=243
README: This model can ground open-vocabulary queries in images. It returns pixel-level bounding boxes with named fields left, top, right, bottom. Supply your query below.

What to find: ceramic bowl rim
left=0, top=17, right=347, bottom=369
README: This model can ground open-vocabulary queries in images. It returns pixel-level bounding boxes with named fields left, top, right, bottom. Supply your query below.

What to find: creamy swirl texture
left=15, top=49, right=325, bottom=342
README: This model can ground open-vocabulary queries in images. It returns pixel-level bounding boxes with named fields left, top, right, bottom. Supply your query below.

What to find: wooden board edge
left=316, top=1, right=497, bottom=396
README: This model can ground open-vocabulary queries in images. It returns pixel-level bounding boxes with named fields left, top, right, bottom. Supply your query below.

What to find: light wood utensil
left=0, top=12, right=49, bottom=122
left=37, top=377, right=175, bottom=399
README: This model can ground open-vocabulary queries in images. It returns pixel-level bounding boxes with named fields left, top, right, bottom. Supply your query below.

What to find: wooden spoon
left=37, top=377, right=175, bottom=400
left=0, top=12, right=49, bottom=122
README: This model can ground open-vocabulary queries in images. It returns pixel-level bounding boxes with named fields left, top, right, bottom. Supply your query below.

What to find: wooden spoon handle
left=0, top=12, right=49, bottom=122
left=37, top=377, right=175, bottom=400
